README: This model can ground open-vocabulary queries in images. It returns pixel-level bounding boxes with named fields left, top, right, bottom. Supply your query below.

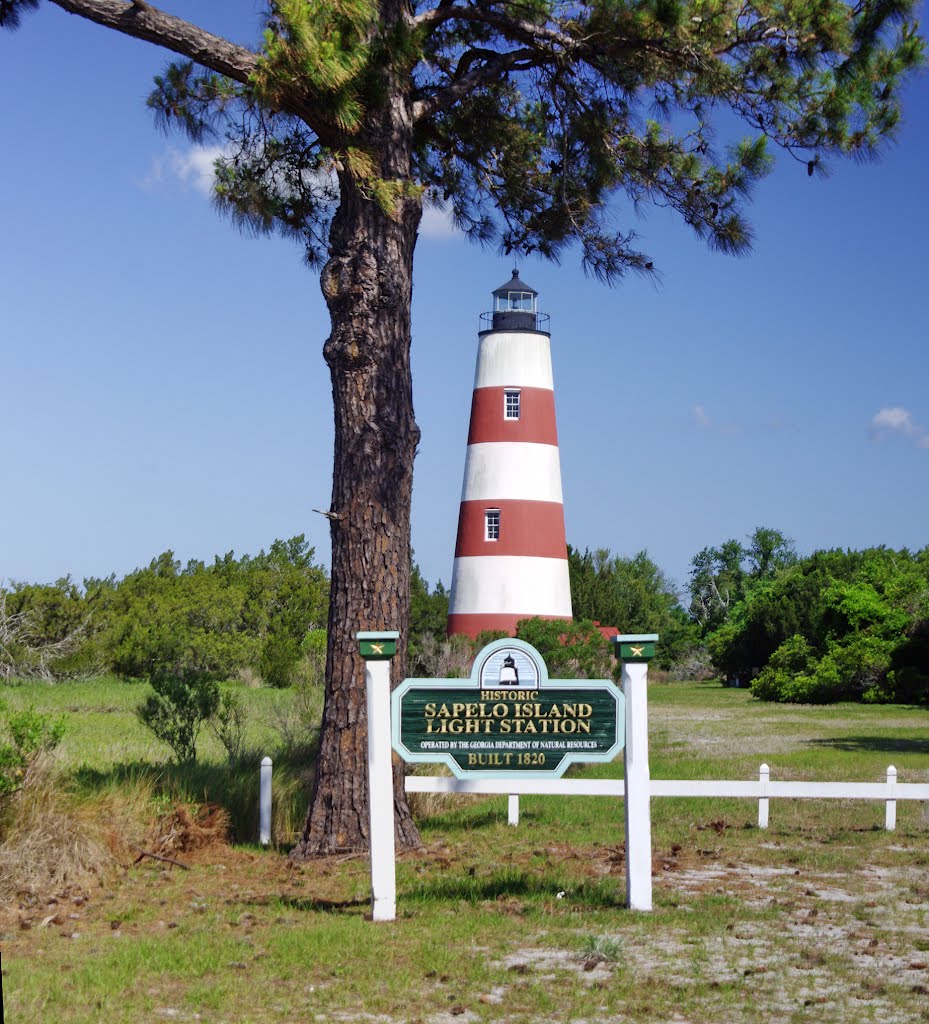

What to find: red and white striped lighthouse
left=446, top=270, right=572, bottom=639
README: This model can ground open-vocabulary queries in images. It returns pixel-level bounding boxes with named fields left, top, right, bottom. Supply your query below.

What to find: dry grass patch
left=0, top=754, right=153, bottom=907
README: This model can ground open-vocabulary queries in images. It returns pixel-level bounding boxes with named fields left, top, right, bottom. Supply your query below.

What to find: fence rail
left=404, top=764, right=929, bottom=830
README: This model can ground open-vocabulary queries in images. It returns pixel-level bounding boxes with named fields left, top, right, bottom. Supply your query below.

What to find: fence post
left=259, top=756, right=273, bottom=846
left=508, top=794, right=520, bottom=826
left=758, top=763, right=770, bottom=829
left=615, top=634, right=658, bottom=913
left=885, top=765, right=897, bottom=831
left=358, top=631, right=400, bottom=922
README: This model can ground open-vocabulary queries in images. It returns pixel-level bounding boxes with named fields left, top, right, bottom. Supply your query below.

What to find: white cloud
left=871, top=406, right=915, bottom=434
left=140, top=144, right=229, bottom=195
left=692, top=404, right=712, bottom=429
left=870, top=406, right=929, bottom=449
left=691, top=404, right=790, bottom=437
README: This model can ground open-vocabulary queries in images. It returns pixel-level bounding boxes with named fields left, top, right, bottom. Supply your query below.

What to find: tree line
left=6, top=528, right=926, bottom=705
left=0, top=537, right=329, bottom=688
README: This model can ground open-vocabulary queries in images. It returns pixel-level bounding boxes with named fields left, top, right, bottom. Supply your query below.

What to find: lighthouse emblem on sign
left=477, top=645, right=540, bottom=690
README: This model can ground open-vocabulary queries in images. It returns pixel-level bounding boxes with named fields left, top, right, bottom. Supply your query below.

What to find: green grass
left=1, top=675, right=322, bottom=844
left=3, top=677, right=929, bottom=1023
left=0, top=675, right=306, bottom=769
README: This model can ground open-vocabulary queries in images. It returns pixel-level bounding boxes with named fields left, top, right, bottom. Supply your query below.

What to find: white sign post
left=259, top=756, right=272, bottom=846
left=615, top=634, right=658, bottom=912
left=358, top=630, right=399, bottom=922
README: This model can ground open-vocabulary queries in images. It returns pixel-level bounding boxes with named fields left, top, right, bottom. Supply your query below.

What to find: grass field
left=2, top=677, right=928, bottom=1023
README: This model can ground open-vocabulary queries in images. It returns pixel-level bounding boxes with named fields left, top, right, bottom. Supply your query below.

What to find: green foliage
left=690, top=527, right=797, bottom=633
left=256, top=0, right=376, bottom=133
left=516, top=617, right=613, bottom=679
left=713, top=546, right=929, bottom=704
left=211, top=689, right=248, bottom=765
left=123, top=1, right=925, bottom=272
left=3, top=538, right=329, bottom=687
left=0, top=577, right=98, bottom=680
left=750, top=633, right=820, bottom=702
left=568, top=546, right=698, bottom=667
left=408, top=561, right=450, bottom=664
left=137, top=670, right=221, bottom=763
left=0, top=700, right=64, bottom=799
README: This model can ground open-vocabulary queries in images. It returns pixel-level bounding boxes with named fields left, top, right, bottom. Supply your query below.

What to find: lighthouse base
left=447, top=612, right=572, bottom=640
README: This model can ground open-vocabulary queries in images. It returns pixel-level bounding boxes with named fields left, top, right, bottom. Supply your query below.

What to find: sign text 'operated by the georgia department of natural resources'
left=391, top=638, right=625, bottom=779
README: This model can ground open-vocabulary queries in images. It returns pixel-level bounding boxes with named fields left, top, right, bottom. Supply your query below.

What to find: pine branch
left=48, top=1, right=349, bottom=143
left=50, top=0, right=260, bottom=84
left=413, top=46, right=540, bottom=121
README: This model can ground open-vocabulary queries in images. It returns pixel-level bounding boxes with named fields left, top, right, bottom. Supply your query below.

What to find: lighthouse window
left=495, top=291, right=534, bottom=312
left=485, top=509, right=500, bottom=541
left=504, top=389, right=521, bottom=420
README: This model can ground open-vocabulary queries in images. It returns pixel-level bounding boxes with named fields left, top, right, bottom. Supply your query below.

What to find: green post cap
left=357, top=631, right=400, bottom=660
left=614, top=633, right=659, bottom=662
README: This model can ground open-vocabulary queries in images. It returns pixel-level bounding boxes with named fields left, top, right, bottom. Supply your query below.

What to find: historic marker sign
left=392, top=638, right=624, bottom=778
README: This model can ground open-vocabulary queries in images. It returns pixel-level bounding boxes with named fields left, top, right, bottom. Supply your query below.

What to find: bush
left=0, top=701, right=65, bottom=800
left=750, top=634, right=817, bottom=702
left=211, top=689, right=248, bottom=764
left=259, top=632, right=302, bottom=688
left=272, top=677, right=324, bottom=762
left=516, top=617, right=613, bottom=679
left=137, top=670, right=220, bottom=763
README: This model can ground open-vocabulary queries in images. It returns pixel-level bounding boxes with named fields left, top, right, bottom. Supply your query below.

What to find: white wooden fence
left=404, top=764, right=929, bottom=831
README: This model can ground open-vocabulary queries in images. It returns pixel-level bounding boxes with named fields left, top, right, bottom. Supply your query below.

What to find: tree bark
left=290, top=158, right=423, bottom=856
left=35, top=0, right=426, bottom=857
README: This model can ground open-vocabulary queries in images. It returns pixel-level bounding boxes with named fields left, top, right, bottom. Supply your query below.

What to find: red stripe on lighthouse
left=447, top=612, right=572, bottom=639
left=467, top=387, right=558, bottom=445
left=454, top=500, right=567, bottom=558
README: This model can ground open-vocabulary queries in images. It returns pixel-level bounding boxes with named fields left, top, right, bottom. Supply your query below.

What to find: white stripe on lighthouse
left=473, top=333, right=554, bottom=391
left=460, top=442, right=564, bottom=504
left=448, top=556, right=572, bottom=617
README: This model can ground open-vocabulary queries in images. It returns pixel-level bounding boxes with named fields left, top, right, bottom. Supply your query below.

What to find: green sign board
left=391, top=639, right=624, bottom=779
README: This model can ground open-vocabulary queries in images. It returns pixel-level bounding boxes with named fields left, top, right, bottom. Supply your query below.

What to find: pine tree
left=3, top=0, right=923, bottom=854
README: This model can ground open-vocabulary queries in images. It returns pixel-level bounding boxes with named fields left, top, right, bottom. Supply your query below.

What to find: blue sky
left=1, top=3, right=927, bottom=601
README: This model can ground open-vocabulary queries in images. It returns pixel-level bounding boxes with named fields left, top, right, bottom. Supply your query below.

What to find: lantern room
left=488, top=269, right=547, bottom=332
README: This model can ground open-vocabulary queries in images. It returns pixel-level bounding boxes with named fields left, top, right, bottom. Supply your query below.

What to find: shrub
left=137, top=670, right=220, bottom=763
left=272, top=677, right=323, bottom=761
left=211, top=689, right=248, bottom=764
left=259, top=632, right=302, bottom=688
left=750, top=634, right=817, bottom=702
left=410, top=633, right=475, bottom=678
left=516, top=617, right=613, bottom=679
left=0, top=701, right=65, bottom=800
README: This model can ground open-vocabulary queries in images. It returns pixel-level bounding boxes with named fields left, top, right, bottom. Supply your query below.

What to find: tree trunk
left=290, top=160, right=423, bottom=856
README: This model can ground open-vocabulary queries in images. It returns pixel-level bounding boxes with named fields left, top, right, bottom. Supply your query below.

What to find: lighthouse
left=446, top=270, right=572, bottom=639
